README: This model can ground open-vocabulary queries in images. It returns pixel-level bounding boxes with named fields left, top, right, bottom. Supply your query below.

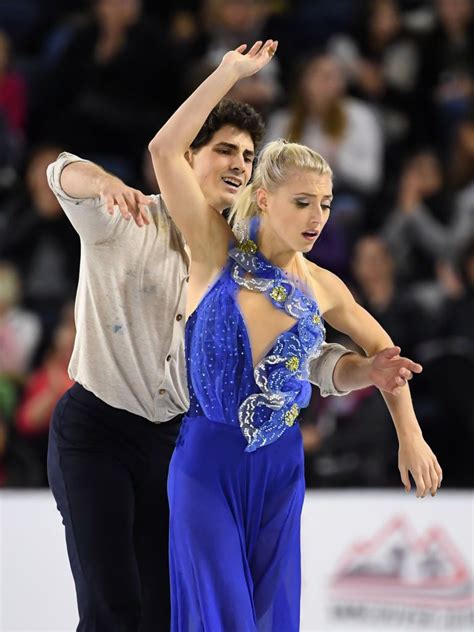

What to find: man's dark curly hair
left=190, top=99, right=265, bottom=152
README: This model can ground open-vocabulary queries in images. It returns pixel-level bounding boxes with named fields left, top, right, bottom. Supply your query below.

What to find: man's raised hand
left=99, top=176, right=153, bottom=227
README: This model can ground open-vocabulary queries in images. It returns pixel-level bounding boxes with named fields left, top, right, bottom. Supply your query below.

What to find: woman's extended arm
left=318, top=268, right=442, bottom=497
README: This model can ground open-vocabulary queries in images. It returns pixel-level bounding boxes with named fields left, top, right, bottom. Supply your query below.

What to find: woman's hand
left=220, top=40, right=278, bottom=81
left=398, top=434, right=443, bottom=497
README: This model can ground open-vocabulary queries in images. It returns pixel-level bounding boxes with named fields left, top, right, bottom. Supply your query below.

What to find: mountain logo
left=329, top=516, right=474, bottom=629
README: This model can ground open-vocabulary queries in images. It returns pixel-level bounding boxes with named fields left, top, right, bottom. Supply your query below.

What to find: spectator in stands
left=438, top=237, right=474, bottom=342
left=410, top=238, right=474, bottom=488
left=381, top=139, right=474, bottom=305
left=416, top=0, right=474, bottom=151
left=265, top=51, right=384, bottom=199
left=15, top=303, right=75, bottom=485
left=44, top=0, right=179, bottom=179
left=0, top=29, right=26, bottom=186
left=184, top=0, right=281, bottom=114
left=449, top=109, right=474, bottom=191
left=0, top=145, right=79, bottom=339
left=0, top=261, right=42, bottom=377
left=381, top=148, right=454, bottom=286
left=265, top=51, right=384, bottom=277
left=330, top=0, right=420, bottom=170
left=351, top=234, right=435, bottom=356
left=301, top=380, right=398, bottom=489
left=0, top=30, right=26, bottom=135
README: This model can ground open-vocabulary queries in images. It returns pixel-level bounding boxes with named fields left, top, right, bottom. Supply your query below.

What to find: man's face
left=188, top=125, right=255, bottom=212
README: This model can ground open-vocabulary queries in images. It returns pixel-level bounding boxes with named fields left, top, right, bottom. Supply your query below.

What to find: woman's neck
left=257, top=224, right=299, bottom=272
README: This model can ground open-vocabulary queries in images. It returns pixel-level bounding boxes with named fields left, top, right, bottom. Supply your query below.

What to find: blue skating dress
left=168, top=225, right=326, bottom=632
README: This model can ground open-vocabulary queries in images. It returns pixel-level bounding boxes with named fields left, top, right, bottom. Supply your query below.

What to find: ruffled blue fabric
left=185, top=219, right=325, bottom=452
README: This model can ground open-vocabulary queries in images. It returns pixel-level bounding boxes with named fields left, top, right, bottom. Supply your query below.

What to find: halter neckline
left=227, top=218, right=327, bottom=452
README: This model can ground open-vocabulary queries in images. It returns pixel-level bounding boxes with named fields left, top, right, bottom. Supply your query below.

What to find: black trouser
left=47, top=383, right=182, bottom=632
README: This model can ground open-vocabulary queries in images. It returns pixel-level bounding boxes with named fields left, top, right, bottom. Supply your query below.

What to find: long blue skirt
left=167, top=416, right=305, bottom=632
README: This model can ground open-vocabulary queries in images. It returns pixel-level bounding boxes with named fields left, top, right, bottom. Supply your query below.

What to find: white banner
left=1, top=490, right=473, bottom=631
left=301, top=491, right=474, bottom=632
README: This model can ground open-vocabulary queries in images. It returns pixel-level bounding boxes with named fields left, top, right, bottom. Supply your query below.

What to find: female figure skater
left=149, top=40, right=442, bottom=632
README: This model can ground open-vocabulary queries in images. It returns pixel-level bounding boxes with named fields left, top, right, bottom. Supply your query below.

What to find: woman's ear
left=255, top=188, right=268, bottom=213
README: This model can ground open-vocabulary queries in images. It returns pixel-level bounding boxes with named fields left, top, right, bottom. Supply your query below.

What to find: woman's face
left=258, top=169, right=333, bottom=254
left=300, top=56, right=346, bottom=110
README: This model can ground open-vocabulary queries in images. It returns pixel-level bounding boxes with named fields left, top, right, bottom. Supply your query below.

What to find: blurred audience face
left=369, top=0, right=401, bottom=44
left=352, top=236, right=394, bottom=288
left=300, top=55, right=346, bottom=112
left=450, top=117, right=474, bottom=187
left=208, top=0, right=260, bottom=32
left=95, top=0, right=141, bottom=30
left=0, top=263, right=20, bottom=316
left=436, top=0, right=472, bottom=32
left=458, top=118, right=474, bottom=155
left=25, top=147, right=63, bottom=218
left=407, top=150, right=443, bottom=197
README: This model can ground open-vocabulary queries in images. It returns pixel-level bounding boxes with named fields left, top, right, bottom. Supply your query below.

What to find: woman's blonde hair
left=229, top=139, right=332, bottom=234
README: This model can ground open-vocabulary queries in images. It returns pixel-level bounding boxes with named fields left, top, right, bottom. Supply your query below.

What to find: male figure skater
left=47, top=100, right=420, bottom=631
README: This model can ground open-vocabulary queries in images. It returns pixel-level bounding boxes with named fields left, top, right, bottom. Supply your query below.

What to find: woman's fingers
left=435, top=461, right=443, bottom=488
left=247, top=40, right=263, bottom=56
left=399, top=465, right=410, bottom=492
left=429, top=466, right=439, bottom=496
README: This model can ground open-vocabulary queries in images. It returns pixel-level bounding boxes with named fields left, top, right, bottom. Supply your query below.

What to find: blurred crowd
left=0, top=0, right=473, bottom=488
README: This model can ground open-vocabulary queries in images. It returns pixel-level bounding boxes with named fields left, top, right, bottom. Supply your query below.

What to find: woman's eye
left=322, top=205, right=332, bottom=212
left=295, top=200, right=309, bottom=208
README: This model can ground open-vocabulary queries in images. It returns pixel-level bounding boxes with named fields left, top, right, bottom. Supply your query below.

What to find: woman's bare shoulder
left=305, top=259, right=350, bottom=314
left=306, top=259, right=343, bottom=288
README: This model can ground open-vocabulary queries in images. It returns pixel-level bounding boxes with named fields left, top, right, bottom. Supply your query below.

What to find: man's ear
left=185, top=149, right=193, bottom=166
left=255, top=188, right=268, bottom=213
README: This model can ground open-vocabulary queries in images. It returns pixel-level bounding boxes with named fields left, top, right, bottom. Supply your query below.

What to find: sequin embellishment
left=284, top=404, right=299, bottom=426
left=285, top=356, right=300, bottom=372
left=238, top=238, right=258, bottom=255
left=270, top=285, right=288, bottom=303
left=228, top=221, right=326, bottom=452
